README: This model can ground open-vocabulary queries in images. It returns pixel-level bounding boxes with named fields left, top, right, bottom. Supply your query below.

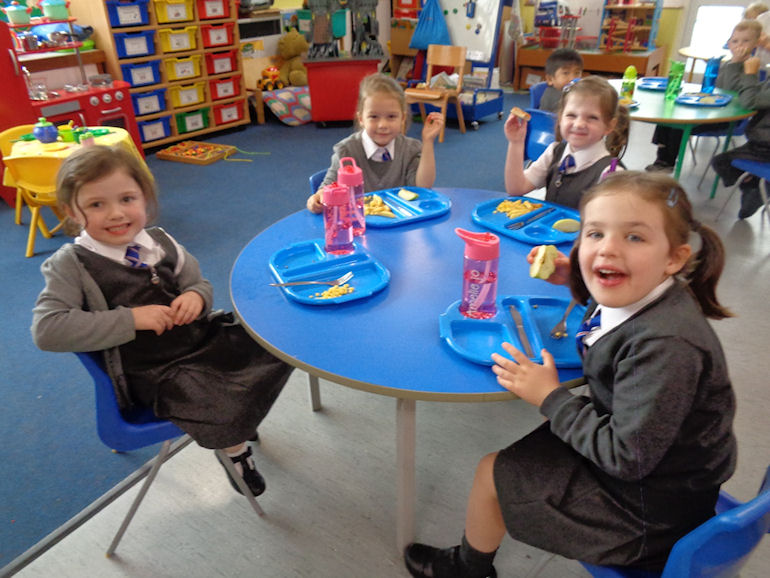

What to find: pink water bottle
left=322, top=184, right=355, bottom=255
left=337, top=156, right=365, bottom=236
left=456, top=228, right=499, bottom=319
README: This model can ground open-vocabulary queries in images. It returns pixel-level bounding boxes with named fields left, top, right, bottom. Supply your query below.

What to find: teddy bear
left=278, top=29, right=309, bottom=87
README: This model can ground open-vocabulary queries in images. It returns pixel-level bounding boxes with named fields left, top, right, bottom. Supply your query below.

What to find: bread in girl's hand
left=530, top=244, right=559, bottom=280
left=510, top=107, right=531, bottom=121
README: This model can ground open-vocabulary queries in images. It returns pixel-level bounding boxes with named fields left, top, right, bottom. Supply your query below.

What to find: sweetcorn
left=311, top=284, right=355, bottom=299
left=494, top=199, right=542, bottom=219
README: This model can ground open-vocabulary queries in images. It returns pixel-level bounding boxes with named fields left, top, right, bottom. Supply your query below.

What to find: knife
left=506, top=207, right=555, bottom=230
left=509, top=305, right=535, bottom=358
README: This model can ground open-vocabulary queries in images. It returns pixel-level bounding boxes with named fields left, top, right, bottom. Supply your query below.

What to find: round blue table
left=230, top=188, right=583, bottom=549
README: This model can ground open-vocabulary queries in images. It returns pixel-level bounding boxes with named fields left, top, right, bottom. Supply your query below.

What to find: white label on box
left=204, top=1, right=224, bottom=17
left=123, top=36, right=149, bottom=56
left=117, top=5, right=142, bottom=25
left=209, top=29, right=227, bottom=45
left=216, top=81, right=234, bottom=98
left=220, top=105, right=238, bottom=122
left=137, top=94, right=160, bottom=115
left=143, top=121, right=165, bottom=141
left=175, top=61, right=195, bottom=78
left=185, top=113, right=204, bottom=132
left=179, top=87, right=199, bottom=104
left=131, top=66, right=154, bottom=85
left=525, top=73, right=543, bottom=87
left=166, top=5, right=189, bottom=21
left=169, top=32, right=191, bottom=51
left=213, top=57, right=232, bottom=74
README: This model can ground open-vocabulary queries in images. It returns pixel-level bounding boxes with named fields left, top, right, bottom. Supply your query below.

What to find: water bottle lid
left=321, top=183, right=350, bottom=206
left=455, top=228, right=499, bottom=260
left=337, top=157, right=363, bottom=186
left=623, top=65, right=637, bottom=79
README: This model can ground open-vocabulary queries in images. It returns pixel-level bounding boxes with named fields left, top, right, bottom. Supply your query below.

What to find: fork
left=549, top=299, right=577, bottom=339
left=269, top=271, right=354, bottom=287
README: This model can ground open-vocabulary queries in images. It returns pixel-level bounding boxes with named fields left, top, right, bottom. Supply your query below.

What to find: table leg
left=396, top=397, right=416, bottom=550
left=307, top=373, right=322, bottom=412
left=710, top=121, right=736, bottom=199
left=674, top=125, right=694, bottom=180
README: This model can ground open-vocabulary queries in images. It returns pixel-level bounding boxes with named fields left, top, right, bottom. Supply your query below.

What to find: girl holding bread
left=404, top=172, right=736, bottom=577
left=504, top=75, right=630, bottom=209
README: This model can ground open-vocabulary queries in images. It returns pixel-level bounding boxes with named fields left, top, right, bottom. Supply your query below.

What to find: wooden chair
left=2, top=154, right=65, bottom=257
left=404, top=44, right=467, bottom=143
left=0, top=124, right=36, bottom=225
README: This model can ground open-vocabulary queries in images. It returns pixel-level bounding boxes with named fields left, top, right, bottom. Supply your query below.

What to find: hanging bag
left=409, top=0, right=451, bottom=50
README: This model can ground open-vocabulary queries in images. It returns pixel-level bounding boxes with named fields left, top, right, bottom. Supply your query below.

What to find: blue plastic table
left=230, top=188, right=584, bottom=549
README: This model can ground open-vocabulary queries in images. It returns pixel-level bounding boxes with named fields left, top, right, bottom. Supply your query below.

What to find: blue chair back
left=580, top=465, right=770, bottom=578
left=75, top=352, right=185, bottom=453
left=524, top=108, right=557, bottom=164
left=309, top=169, right=326, bottom=195
left=529, top=81, right=548, bottom=109
left=698, top=117, right=749, bottom=139
left=731, top=158, right=770, bottom=182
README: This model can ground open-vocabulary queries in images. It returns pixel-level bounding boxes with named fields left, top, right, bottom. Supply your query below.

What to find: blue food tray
left=439, top=295, right=586, bottom=367
left=637, top=77, right=668, bottom=91
left=675, top=92, right=732, bottom=107
left=365, top=187, right=451, bottom=228
left=472, top=198, right=580, bottom=245
left=621, top=99, right=639, bottom=110
left=269, top=239, right=390, bottom=305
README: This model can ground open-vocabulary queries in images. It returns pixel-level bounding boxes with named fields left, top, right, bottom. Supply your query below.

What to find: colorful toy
left=277, top=29, right=309, bottom=87
left=156, top=141, right=238, bottom=165
left=257, top=66, right=284, bottom=91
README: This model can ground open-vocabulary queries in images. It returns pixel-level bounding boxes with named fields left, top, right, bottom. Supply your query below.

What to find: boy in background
left=538, top=48, right=584, bottom=112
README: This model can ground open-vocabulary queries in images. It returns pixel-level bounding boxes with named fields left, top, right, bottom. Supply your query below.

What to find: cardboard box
left=520, top=66, right=546, bottom=89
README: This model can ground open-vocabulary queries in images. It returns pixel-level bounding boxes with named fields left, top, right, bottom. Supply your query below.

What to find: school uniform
left=492, top=281, right=737, bottom=571
left=32, top=227, right=292, bottom=449
left=539, top=85, right=562, bottom=113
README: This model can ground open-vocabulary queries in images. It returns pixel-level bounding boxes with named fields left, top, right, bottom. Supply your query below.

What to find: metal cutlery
left=508, top=305, right=535, bottom=357
left=270, top=271, right=354, bottom=287
left=549, top=299, right=577, bottom=339
left=506, top=207, right=555, bottom=230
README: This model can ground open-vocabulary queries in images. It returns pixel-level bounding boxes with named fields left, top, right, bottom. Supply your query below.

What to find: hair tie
left=562, top=77, right=581, bottom=93
left=666, top=187, right=679, bottom=208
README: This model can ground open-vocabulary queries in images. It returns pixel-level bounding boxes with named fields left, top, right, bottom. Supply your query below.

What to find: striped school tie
left=554, top=154, right=575, bottom=187
left=378, top=147, right=391, bottom=162
left=576, top=311, right=601, bottom=357
left=125, top=244, right=147, bottom=268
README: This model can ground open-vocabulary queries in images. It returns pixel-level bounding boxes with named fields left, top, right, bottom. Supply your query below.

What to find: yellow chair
left=2, top=154, right=64, bottom=257
left=404, top=44, right=467, bottom=143
left=0, top=124, right=36, bottom=225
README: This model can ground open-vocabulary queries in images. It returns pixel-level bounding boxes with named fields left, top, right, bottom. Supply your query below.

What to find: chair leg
left=697, top=138, right=722, bottom=190
left=716, top=171, right=749, bottom=221
left=107, top=439, right=173, bottom=557
left=760, top=179, right=770, bottom=226
left=438, top=102, right=448, bottom=143
left=214, top=449, right=265, bottom=517
left=26, top=206, right=42, bottom=257
left=15, top=189, right=24, bottom=225
left=454, top=99, right=466, bottom=135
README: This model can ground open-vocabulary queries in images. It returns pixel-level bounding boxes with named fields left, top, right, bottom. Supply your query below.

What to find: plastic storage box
left=213, top=101, right=244, bottom=125
left=164, top=54, right=202, bottom=81
left=121, top=60, right=162, bottom=87
left=137, top=115, right=171, bottom=142
left=209, top=75, right=240, bottom=100
left=114, top=30, right=156, bottom=58
left=200, top=22, right=234, bottom=48
left=205, top=50, right=236, bottom=75
left=169, top=81, right=206, bottom=108
left=153, top=0, right=194, bottom=24
left=107, top=0, right=150, bottom=27
left=158, top=26, right=198, bottom=52
left=175, top=107, right=210, bottom=134
left=131, top=87, right=167, bottom=116
left=196, top=0, right=229, bottom=19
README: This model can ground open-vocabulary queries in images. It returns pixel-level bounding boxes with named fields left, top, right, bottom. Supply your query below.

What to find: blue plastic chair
left=716, top=159, right=770, bottom=225
left=75, top=351, right=263, bottom=556
left=529, top=81, right=549, bottom=109
left=578, top=465, right=770, bottom=578
left=523, top=108, right=557, bottom=165
left=694, top=118, right=750, bottom=189
left=309, top=169, right=326, bottom=195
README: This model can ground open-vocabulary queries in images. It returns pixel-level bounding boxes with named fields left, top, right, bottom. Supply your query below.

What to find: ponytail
left=685, top=220, right=732, bottom=319
left=606, top=106, right=630, bottom=159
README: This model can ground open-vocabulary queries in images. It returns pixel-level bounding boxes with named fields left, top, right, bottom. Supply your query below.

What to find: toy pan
left=637, top=77, right=668, bottom=91
left=675, top=93, right=732, bottom=107
left=439, top=295, right=586, bottom=367
left=269, top=239, right=390, bottom=305
left=365, top=187, right=451, bottom=228
left=472, top=198, right=580, bottom=245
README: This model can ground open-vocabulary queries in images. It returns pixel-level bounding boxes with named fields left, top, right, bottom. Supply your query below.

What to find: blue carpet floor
left=0, top=91, right=525, bottom=569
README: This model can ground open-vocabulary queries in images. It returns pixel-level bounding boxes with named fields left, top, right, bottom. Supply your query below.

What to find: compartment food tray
left=364, top=187, right=451, bottom=228
left=472, top=198, right=580, bottom=245
left=675, top=93, right=732, bottom=107
left=637, top=77, right=668, bottom=91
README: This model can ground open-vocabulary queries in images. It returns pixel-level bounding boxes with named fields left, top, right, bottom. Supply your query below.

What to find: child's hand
left=744, top=56, right=761, bottom=76
left=307, top=191, right=323, bottom=214
left=491, top=343, right=560, bottom=407
left=526, top=246, right=571, bottom=285
left=503, top=112, right=527, bottom=144
left=132, top=305, right=175, bottom=336
left=170, top=291, right=204, bottom=325
left=422, top=112, right=444, bottom=142
left=729, top=44, right=752, bottom=63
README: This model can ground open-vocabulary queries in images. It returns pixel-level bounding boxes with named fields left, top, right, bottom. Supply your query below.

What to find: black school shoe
left=404, top=543, right=497, bottom=578
left=645, top=160, right=675, bottom=173
left=738, top=185, right=765, bottom=219
left=217, top=445, right=266, bottom=496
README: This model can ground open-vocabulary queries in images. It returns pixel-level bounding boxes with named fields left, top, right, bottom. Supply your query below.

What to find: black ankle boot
left=404, top=543, right=497, bottom=578
left=217, top=445, right=266, bottom=496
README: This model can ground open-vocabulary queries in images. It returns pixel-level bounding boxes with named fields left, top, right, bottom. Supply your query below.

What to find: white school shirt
left=361, top=130, right=395, bottom=161
left=583, top=277, right=674, bottom=347
left=74, top=228, right=186, bottom=276
left=523, top=139, right=621, bottom=190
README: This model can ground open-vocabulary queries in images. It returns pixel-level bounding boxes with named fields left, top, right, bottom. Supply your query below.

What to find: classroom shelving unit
left=598, top=1, right=662, bottom=52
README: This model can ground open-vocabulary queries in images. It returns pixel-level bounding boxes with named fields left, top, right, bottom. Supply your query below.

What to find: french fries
left=494, top=199, right=543, bottom=219
left=510, top=106, right=531, bottom=121
left=364, top=194, right=396, bottom=218
left=310, top=284, right=355, bottom=299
